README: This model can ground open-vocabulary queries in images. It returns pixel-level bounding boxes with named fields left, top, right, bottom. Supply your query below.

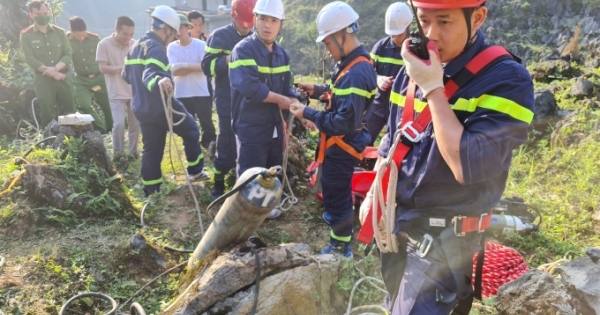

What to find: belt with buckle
left=411, top=211, right=493, bottom=237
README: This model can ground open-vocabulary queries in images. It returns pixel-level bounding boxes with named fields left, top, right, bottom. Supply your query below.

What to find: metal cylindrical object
left=188, top=167, right=282, bottom=267
left=489, top=214, right=533, bottom=236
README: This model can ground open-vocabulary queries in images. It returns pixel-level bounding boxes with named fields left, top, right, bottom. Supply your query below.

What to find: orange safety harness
left=316, top=55, right=372, bottom=163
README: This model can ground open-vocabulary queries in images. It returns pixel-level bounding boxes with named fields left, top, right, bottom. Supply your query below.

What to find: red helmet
left=232, top=0, right=257, bottom=28
left=410, top=0, right=486, bottom=9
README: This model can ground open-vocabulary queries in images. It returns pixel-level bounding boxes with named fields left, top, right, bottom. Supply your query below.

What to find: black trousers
left=178, top=96, right=216, bottom=149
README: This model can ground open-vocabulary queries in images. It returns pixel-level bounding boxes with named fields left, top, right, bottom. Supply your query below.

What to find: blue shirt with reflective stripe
left=201, top=24, right=251, bottom=117
left=229, top=34, right=294, bottom=144
left=377, top=30, right=535, bottom=228
left=303, top=45, right=378, bottom=158
left=370, top=36, right=404, bottom=119
left=122, top=31, right=187, bottom=121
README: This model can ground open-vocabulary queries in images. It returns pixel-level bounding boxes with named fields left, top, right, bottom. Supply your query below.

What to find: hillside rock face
left=485, top=0, right=600, bottom=64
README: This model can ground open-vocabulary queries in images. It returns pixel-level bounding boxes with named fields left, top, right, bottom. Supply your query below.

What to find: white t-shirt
left=167, top=38, right=210, bottom=98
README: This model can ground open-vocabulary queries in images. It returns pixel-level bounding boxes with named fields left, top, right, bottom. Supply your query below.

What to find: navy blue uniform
left=229, top=34, right=294, bottom=177
left=123, top=31, right=204, bottom=196
left=304, top=45, right=377, bottom=242
left=367, top=36, right=404, bottom=145
left=377, top=31, right=535, bottom=314
left=201, top=24, right=252, bottom=179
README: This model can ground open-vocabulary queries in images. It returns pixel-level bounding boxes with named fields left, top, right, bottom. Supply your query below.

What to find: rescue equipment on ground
left=189, top=166, right=283, bottom=267
left=473, top=242, right=529, bottom=298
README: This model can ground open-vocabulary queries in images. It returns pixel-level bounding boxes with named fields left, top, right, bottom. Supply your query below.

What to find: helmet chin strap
left=463, top=7, right=480, bottom=51
left=331, top=29, right=347, bottom=60
left=163, top=27, right=176, bottom=46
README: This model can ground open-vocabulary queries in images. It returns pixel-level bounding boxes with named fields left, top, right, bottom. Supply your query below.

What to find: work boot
left=207, top=140, right=217, bottom=162
left=187, top=171, right=209, bottom=182
left=322, top=212, right=332, bottom=225
left=211, top=179, right=225, bottom=201
left=266, top=207, right=282, bottom=219
left=320, top=239, right=353, bottom=258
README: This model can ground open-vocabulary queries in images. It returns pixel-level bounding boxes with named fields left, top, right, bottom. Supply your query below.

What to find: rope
left=474, top=243, right=529, bottom=297
left=159, top=82, right=204, bottom=237
left=345, top=276, right=388, bottom=315
left=537, top=251, right=576, bottom=275
left=371, top=130, right=403, bottom=253
left=278, top=109, right=298, bottom=211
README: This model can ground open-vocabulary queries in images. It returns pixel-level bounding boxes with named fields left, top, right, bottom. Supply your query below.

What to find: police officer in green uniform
left=68, top=16, right=113, bottom=133
left=19, top=0, right=76, bottom=128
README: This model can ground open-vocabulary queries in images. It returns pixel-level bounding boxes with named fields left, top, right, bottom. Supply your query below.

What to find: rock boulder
left=556, top=256, right=600, bottom=314
left=495, top=269, right=585, bottom=315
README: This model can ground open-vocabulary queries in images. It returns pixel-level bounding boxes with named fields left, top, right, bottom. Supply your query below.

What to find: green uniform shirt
left=19, top=24, right=72, bottom=72
left=68, top=31, right=101, bottom=76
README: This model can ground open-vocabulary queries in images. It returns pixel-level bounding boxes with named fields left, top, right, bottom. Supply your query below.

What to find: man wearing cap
left=20, top=0, right=76, bottom=128
left=68, top=16, right=113, bottom=134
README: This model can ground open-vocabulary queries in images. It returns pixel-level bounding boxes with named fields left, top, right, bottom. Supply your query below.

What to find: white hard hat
left=151, top=5, right=181, bottom=35
left=253, top=0, right=285, bottom=20
left=315, top=1, right=359, bottom=42
left=385, top=2, right=413, bottom=36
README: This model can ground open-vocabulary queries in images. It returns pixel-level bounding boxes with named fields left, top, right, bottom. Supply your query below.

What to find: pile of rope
left=474, top=242, right=529, bottom=298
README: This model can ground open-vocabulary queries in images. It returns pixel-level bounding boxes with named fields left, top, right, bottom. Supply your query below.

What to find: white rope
left=31, top=97, right=40, bottom=133
left=345, top=276, right=388, bottom=315
left=372, top=130, right=404, bottom=253
left=159, top=82, right=204, bottom=237
left=278, top=109, right=298, bottom=211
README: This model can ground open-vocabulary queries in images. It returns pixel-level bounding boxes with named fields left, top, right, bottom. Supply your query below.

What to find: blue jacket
left=304, top=45, right=377, bottom=159
left=370, top=36, right=404, bottom=119
left=377, top=30, right=535, bottom=228
left=229, top=34, right=294, bottom=144
left=201, top=24, right=252, bottom=117
left=122, top=31, right=187, bottom=122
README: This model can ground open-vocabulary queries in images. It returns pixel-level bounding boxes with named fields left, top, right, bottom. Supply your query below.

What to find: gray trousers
left=109, top=98, right=140, bottom=156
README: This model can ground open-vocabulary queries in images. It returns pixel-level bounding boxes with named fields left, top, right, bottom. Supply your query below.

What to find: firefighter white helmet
left=315, top=1, right=359, bottom=42
left=151, top=5, right=181, bottom=35
left=385, top=2, right=413, bottom=36
left=253, top=0, right=285, bottom=20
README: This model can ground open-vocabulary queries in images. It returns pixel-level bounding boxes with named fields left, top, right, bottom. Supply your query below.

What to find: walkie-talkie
left=407, top=0, right=429, bottom=60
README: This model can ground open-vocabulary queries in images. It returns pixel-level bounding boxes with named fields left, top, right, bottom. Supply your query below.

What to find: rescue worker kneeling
left=123, top=6, right=208, bottom=197
left=229, top=0, right=298, bottom=219
left=291, top=1, right=377, bottom=258
left=357, top=0, right=535, bottom=314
